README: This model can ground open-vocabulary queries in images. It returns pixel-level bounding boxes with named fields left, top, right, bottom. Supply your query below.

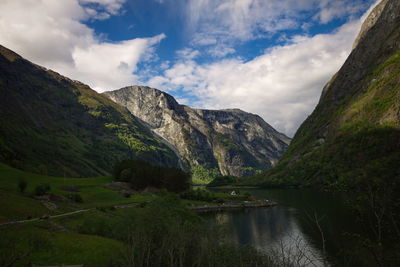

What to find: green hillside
left=246, top=0, right=400, bottom=188
left=0, top=162, right=143, bottom=266
left=0, top=45, right=179, bottom=177
left=247, top=50, right=400, bottom=187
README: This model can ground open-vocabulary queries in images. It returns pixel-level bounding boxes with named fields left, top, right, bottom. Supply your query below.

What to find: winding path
left=0, top=200, right=276, bottom=227
left=0, top=208, right=94, bottom=227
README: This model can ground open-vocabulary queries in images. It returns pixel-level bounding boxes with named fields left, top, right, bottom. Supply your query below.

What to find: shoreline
left=190, top=201, right=277, bottom=212
left=206, top=185, right=261, bottom=189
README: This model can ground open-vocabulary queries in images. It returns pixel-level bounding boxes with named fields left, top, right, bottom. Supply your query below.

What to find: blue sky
left=0, top=0, right=378, bottom=136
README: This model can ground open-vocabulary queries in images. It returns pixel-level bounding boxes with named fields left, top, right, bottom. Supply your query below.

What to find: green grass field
left=0, top=162, right=156, bottom=221
left=0, top=162, right=254, bottom=266
left=0, top=163, right=154, bottom=266
left=1, top=222, right=125, bottom=267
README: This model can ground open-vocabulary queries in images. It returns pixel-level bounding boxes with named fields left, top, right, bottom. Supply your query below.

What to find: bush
left=34, top=183, right=51, bottom=196
left=191, top=165, right=220, bottom=183
left=18, top=178, right=27, bottom=193
left=78, top=217, right=113, bottom=237
left=207, top=175, right=239, bottom=187
left=122, top=191, right=131, bottom=198
left=67, top=193, right=83, bottom=203
left=180, top=189, right=216, bottom=201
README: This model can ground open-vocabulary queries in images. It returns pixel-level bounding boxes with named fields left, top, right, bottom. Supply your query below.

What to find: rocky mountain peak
left=353, top=0, right=389, bottom=49
left=256, top=0, right=400, bottom=186
left=320, top=0, right=399, bottom=102
left=104, top=86, right=290, bottom=177
left=0, top=45, right=22, bottom=62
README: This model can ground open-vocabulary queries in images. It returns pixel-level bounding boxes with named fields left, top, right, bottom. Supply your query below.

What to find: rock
left=104, top=86, right=291, bottom=177
left=352, top=0, right=389, bottom=50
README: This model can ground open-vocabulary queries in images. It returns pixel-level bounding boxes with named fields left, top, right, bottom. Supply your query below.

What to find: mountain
left=0, top=45, right=179, bottom=177
left=103, top=86, right=290, bottom=177
left=247, top=0, right=400, bottom=186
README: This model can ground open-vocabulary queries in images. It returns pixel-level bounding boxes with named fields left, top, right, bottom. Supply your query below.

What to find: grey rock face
left=104, top=86, right=290, bottom=177
left=321, top=0, right=398, bottom=101
left=287, top=0, right=400, bottom=161
left=352, top=0, right=389, bottom=50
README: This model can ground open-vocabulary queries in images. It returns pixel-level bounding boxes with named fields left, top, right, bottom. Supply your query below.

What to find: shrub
left=180, top=189, right=216, bottom=201
left=67, top=193, right=83, bottom=203
left=191, top=165, right=220, bottom=183
left=34, top=183, right=51, bottom=196
left=207, top=175, right=239, bottom=187
left=78, top=217, right=112, bottom=237
left=18, top=178, right=27, bottom=193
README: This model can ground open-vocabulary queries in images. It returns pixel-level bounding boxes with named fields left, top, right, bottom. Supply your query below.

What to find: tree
left=191, top=165, right=220, bottom=183
left=34, top=183, right=51, bottom=196
left=113, top=160, right=190, bottom=192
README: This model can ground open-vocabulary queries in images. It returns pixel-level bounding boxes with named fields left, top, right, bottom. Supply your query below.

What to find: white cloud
left=315, top=0, right=370, bottom=23
left=80, top=0, right=126, bottom=16
left=144, top=0, right=379, bottom=136
left=176, top=48, right=201, bottom=60
left=207, top=45, right=236, bottom=58
left=185, top=0, right=373, bottom=49
left=70, top=34, right=165, bottom=90
left=0, top=0, right=164, bottom=91
left=146, top=18, right=366, bottom=136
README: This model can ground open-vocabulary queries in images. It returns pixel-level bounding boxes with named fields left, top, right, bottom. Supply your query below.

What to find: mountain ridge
left=0, top=45, right=180, bottom=177
left=104, top=85, right=290, bottom=177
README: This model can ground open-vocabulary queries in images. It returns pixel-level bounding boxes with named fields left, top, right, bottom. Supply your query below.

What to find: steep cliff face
left=248, top=0, right=400, bottom=186
left=0, top=45, right=179, bottom=177
left=104, top=86, right=290, bottom=177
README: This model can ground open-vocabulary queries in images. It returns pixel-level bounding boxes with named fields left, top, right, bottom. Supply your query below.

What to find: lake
left=205, top=188, right=367, bottom=266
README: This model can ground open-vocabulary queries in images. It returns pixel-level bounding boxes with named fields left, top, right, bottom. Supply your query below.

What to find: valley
left=0, top=0, right=399, bottom=266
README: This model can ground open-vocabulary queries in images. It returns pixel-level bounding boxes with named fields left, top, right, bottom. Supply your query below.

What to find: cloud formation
left=148, top=15, right=373, bottom=136
left=184, top=0, right=372, bottom=54
left=0, top=0, right=164, bottom=91
left=0, top=0, right=379, bottom=136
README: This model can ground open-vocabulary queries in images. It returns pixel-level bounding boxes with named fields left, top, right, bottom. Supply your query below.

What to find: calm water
left=206, top=188, right=365, bottom=266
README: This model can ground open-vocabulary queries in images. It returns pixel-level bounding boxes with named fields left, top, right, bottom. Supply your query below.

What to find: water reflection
left=205, top=188, right=361, bottom=266
left=212, top=206, right=324, bottom=266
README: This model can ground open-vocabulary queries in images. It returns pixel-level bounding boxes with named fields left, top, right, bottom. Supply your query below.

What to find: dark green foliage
left=180, top=189, right=216, bottom=201
left=125, top=194, right=275, bottom=267
left=245, top=126, right=400, bottom=188
left=207, top=175, right=239, bottom=187
left=34, top=183, right=50, bottom=196
left=113, top=160, right=190, bottom=192
left=0, top=45, right=179, bottom=177
left=191, top=165, right=220, bottom=184
left=78, top=217, right=115, bottom=239
left=180, top=188, right=247, bottom=202
left=247, top=49, right=400, bottom=188
left=67, top=193, right=83, bottom=203
left=18, top=178, right=27, bottom=193
left=0, top=228, right=51, bottom=267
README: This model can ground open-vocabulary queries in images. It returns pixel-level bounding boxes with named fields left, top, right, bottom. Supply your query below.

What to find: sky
left=0, top=0, right=379, bottom=136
